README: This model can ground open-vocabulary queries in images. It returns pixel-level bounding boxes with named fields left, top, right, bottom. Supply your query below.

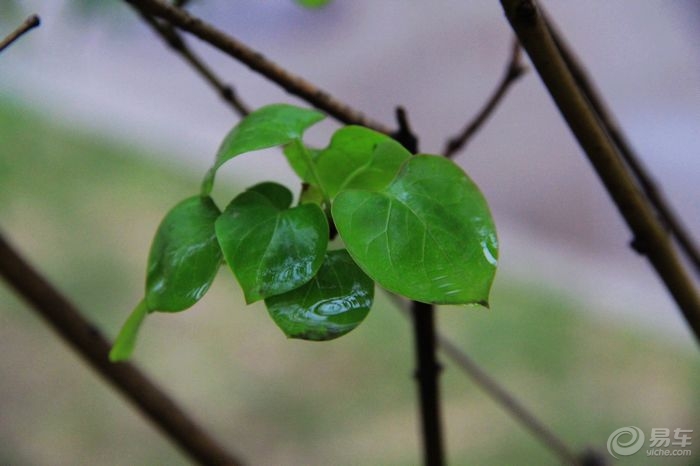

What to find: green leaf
left=202, top=104, right=325, bottom=194
left=295, top=0, right=331, bottom=8
left=315, top=126, right=411, bottom=198
left=216, top=184, right=329, bottom=303
left=109, top=299, right=148, bottom=362
left=283, top=143, right=321, bottom=184
left=248, top=181, right=293, bottom=210
left=145, top=195, right=223, bottom=311
left=265, top=249, right=373, bottom=340
left=332, top=155, right=498, bottom=305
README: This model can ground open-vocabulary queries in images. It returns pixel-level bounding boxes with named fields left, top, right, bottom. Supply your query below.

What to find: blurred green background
left=1, top=97, right=698, bottom=465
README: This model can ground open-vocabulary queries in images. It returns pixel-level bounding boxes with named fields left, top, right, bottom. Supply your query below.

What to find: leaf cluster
left=110, top=104, right=498, bottom=361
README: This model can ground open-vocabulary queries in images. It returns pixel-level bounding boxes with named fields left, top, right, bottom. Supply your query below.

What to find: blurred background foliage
left=1, top=1, right=699, bottom=465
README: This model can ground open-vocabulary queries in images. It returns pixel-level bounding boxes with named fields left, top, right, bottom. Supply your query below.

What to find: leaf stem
left=294, top=138, right=331, bottom=208
left=109, top=298, right=150, bottom=362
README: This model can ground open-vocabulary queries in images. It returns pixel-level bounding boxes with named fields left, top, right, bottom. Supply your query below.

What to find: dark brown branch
left=0, top=14, right=40, bottom=53
left=125, top=0, right=393, bottom=134
left=500, top=0, right=700, bottom=345
left=543, top=13, right=700, bottom=275
left=133, top=7, right=250, bottom=117
left=443, top=38, right=526, bottom=158
left=0, top=232, right=244, bottom=466
left=410, top=301, right=446, bottom=466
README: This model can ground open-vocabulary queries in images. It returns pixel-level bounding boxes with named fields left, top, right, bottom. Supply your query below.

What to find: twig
left=0, top=232, right=244, bottom=466
left=543, top=12, right=700, bottom=275
left=0, top=14, right=40, bottom=53
left=391, top=109, right=445, bottom=466
left=388, top=295, right=588, bottom=466
left=500, top=0, right=700, bottom=345
left=438, top=336, right=581, bottom=465
left=443, top=38, right=526, bottom=158
left=133, top=7, right=250, bottom=117
left=124, top=0, right=393, bottom=134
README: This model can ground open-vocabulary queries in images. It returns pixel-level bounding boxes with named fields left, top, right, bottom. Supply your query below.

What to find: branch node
left=392, top=106, right=419, bottom=153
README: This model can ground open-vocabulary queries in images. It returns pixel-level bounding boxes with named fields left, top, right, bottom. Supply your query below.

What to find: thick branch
left=443, top=38, right=526, bottom=158
left=542, top=13, right=700, bottom=275
left=125, top=0, right=393, bottom=134
left=500, top=0, right=700, bottom=344
left=0, top=233, right=244, bottom=466
left=0, top=14, right=40, bottom=53
left=133, top=7, right=250, bottom=117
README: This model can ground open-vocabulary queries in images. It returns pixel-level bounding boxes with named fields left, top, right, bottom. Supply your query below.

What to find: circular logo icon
left=607, top=426, right=645, bottom=459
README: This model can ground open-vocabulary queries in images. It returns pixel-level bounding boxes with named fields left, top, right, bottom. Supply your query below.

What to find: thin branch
left=0, top=14, right=40, bottom=53
left=438, top=336, right=582, bottom=465
left=133, top=7, right=250, bottom=117
left=124, top=0, right=394, bottom=134
left=443, top=38, right=526, bottom=158
left=0, top=232, right=244, bottom=466
left=388, top=295, right=588, bottom=466
left=500, top=0, right=700, bottom=345
left=542, top=12, right=700, bottom=275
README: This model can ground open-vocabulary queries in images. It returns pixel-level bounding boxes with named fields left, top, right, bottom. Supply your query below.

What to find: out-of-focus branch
left=125, top=0, right=394, bottom=134
left=0, top=232, right=244, bottom=466
left=443, top=38, right=526, bottom=158
left=389, top=294, right=588, bottom=465
left=0, top=14, right=40, bottom=53
left=438, top=336, right=587, bottom=465
left=500, top=0, right=700, bottom=345
left=132, top=6, right=250, bottom=117
left=542, top=12, right=700, bottom=275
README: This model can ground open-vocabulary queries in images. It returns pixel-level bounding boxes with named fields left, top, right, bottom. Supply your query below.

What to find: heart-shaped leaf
left=146, top=195, right=223, bottom=311
left=202, top=104, right=325, bottom=194
left=265, top=249, right=374, bottom=340
left=315, top=126, right=411, bottom=197
left=216, top=183, right=329, bottom=303
left=332, top=155, right=498, bottom=305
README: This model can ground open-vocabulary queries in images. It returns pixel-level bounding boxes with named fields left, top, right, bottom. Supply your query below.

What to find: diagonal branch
left=542, top=12, right=700, bottom=275
left=443, top=38, right=526, bottom=158
left=0, top=14, right=40, bottom=53
left=389, top=294, right=588, bottom=465
left=499, top=0, right=700, bottom=345
left=124, top=0, right=393, bottom=134
left=0, top=232, right=245, bottom=466
left=437, top=335, right=583, bottom=465
left=133, top=6, right=250, bottom=117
